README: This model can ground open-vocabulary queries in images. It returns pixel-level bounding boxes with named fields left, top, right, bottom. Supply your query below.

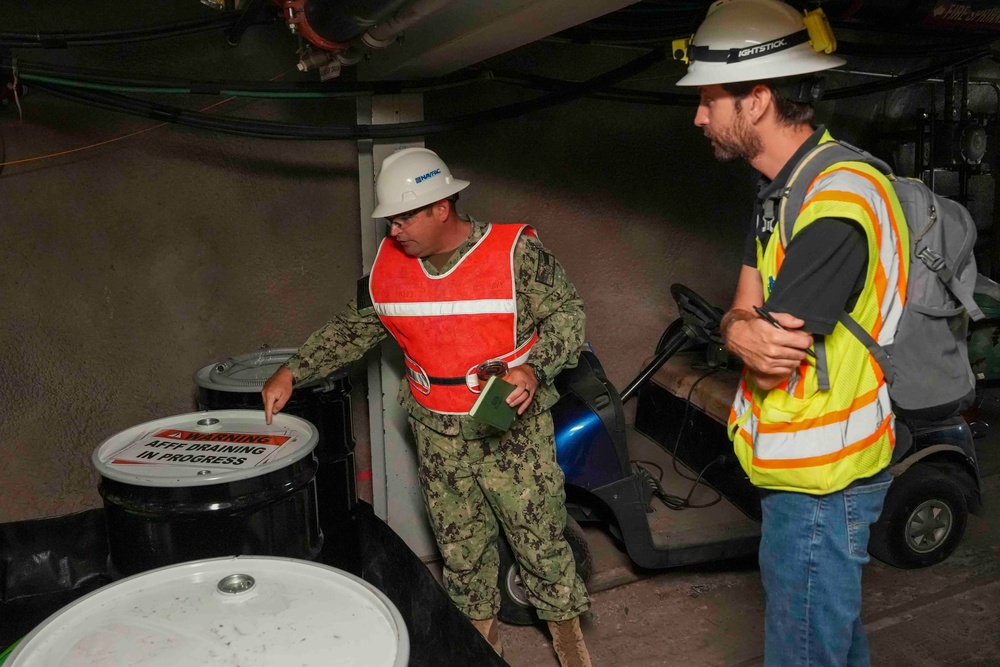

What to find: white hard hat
left=675, top=0, right=845, bottom=88
left=371, top=147, right=470, bottom=218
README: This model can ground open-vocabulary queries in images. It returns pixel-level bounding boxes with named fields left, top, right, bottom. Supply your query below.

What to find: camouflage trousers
left=410, top=410, right=591, bottom=622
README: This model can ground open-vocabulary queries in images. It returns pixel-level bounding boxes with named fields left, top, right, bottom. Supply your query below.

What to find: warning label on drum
left=110, top=429, right=293, bottom=469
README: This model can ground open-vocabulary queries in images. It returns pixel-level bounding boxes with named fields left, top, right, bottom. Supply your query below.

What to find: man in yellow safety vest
left=675, top=1, right=905, bottom=665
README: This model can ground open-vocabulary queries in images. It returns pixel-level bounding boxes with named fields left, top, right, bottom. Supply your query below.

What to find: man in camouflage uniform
left=262, top=148, right=592, bottom=666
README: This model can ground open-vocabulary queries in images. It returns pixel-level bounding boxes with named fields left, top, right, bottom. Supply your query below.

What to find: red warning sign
left=153, top=429, right=290, bottom=446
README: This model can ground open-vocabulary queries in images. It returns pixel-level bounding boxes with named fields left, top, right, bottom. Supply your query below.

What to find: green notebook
left=469, top=375, right=517, bottom=430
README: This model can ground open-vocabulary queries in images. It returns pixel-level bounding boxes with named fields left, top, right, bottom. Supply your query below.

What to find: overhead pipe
left=361, top=0, right=454, bottom=49
left=297, top=0, right=454, bottom=77
left=281, top=0, right=410, bottom=51
left=282, top=0, right=351, bottom=51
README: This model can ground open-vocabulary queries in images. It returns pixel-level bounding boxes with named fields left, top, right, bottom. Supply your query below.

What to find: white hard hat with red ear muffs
left=372, top=147, right=470, bottom=218
left=673, top=0, right=846, bottom=88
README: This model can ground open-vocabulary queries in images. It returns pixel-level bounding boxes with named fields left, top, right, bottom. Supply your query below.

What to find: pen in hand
left=753, top=306, right=816, bottom=358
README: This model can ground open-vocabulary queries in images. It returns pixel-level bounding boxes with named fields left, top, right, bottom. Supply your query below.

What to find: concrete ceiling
left=357, top=0, right=642, bottom=81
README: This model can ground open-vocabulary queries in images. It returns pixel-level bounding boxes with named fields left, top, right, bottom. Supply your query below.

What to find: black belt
left=406, top=368, right=468, bottom=386
left=426, top=375, right=467, bottom=386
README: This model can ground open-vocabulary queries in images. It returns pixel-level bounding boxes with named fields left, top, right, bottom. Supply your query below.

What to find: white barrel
left=6, top=556, right=409, bottom=667
left=93, top=409, right=318, bottom=487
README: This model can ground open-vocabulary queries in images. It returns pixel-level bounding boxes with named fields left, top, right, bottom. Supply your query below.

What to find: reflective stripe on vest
left=370, top=223, right=537, bottom=415
left=728, top=134, right=909, bottom=494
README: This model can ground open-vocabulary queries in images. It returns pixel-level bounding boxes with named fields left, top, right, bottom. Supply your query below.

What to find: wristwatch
left=529, top=363, right=547, bottom=385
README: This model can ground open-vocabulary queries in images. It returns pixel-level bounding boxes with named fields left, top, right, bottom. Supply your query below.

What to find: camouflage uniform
left=286, top=216, right=591, bottom=622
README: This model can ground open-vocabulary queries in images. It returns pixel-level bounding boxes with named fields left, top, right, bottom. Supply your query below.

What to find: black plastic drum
left=193, top=349, right=357, bottom=560
left=92, top=410, right=322, bottom=577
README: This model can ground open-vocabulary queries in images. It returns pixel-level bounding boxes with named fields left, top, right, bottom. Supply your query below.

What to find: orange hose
left=0, top=72, right=288, bottom=169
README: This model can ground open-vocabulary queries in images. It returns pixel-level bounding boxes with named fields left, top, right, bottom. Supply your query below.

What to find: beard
left=705, top=108, right=762, bottom=163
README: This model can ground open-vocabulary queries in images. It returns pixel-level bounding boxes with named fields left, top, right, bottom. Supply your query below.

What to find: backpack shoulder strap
left=837, top=312, right=895, bottom=385
left=774, top=140, right=898, bottom=385
left=776, top=140, right=884, bottom=247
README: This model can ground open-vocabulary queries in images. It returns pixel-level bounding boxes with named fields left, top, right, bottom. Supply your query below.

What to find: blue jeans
left=759, top=470, right=892, bottom=667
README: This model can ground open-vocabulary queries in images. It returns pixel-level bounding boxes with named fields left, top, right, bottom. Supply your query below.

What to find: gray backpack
left=774, top=140, right=984, bottom=418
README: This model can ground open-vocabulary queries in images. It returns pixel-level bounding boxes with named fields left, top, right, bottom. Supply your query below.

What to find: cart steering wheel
left=670, top=283, right=724, bottom=333
left=622, top=284, right=726, bottom=403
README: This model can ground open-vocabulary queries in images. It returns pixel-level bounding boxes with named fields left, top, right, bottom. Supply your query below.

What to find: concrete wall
left=3, top=6, right=998, bottom=524
left=0, top=7, right=371, bottom=522
left=0, top=96, right=368, bottom=521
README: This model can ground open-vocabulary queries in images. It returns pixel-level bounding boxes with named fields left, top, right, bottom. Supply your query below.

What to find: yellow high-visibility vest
left=728, top=132, right=910, bottom=494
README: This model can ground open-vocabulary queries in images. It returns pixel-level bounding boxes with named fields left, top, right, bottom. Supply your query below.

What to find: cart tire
left=869, top=464, right=968, bottom=569
left=498, top=517, right=592, bottom=625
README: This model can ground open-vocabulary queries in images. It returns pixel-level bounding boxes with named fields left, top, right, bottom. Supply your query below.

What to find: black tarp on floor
left=0, top=501, right=507, bottom=666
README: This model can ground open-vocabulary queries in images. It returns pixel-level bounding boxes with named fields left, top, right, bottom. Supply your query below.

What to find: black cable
left=550, top=15, right=995, bottom=55
left=11, top=42, right=988, bottom=142
left=495, top=49, right=992, bottom=106
left=632, top=364, right=724, bottom=511
left=4, top=55, right=689, bottom=105
left=0, top=15, right=269, bottom=48
left=666, top=456, right=724, bottom=511
left=27, top=47, right=668, bottom=140
left=632, top=459, right=664, bottom=484
left=664, top=366, right=725, bottom=510
left=7, top=38, right=991, bottom=113
left=489, top=69, right=697, bottom=107
left=670, top=368, right=719, bottom=480
left=1, top=59, right=491, bottom=98
left=829, top=19, right=1000, bottom=40
left=825, top=49, right=991, bottom=99
left=836, top=35, right=997, bottom=58
left=557, top=20, right=701, bottom=36
left=24, top=49, right=984, bottom=109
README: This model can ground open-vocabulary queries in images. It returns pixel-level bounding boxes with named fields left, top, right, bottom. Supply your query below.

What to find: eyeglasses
left=384, top=203, right=434, bottom=231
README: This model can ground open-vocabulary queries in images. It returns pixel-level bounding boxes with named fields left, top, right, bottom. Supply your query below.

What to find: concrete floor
left=495, top=424, right=1000, bottom=667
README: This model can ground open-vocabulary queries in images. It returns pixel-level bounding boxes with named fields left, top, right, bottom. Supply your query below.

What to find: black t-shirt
left=743, top=126, right=868, bottom=336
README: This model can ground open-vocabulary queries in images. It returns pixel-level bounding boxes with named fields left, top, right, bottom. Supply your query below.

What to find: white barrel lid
left=7, top=556, right=409, bottom=667
left=194, top=348, right=346, bottom=394
left=92, top=409, right=318, bottom=487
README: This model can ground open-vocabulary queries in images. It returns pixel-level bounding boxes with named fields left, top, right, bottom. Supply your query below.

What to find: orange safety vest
left=370, top=223, right=538, bottom=414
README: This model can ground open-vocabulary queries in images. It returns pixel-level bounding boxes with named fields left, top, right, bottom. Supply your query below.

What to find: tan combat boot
left=471, top=616, right=503, bottom=657
left=548, top=616, right=593, bottom=667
